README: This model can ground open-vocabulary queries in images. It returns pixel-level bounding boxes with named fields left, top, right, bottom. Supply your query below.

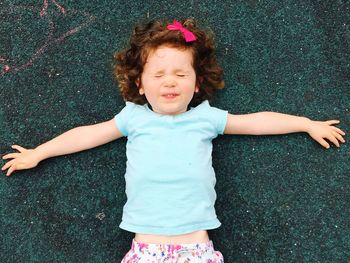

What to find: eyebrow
left=153, top=69, right=190, bottom=74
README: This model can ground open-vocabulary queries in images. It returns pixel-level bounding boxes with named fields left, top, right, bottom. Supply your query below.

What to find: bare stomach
left=135, top=230, right=209, bottom=244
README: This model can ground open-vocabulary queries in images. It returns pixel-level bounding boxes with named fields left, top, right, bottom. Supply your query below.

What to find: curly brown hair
left=113, top=18, right=224, bottom=107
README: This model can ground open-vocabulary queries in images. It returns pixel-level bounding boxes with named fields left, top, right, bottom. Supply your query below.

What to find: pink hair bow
left=167, top=20, right=197, bottom=42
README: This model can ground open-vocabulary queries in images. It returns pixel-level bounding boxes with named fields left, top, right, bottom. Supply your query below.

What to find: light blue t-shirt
left=114, top=100, right=228, bottom=235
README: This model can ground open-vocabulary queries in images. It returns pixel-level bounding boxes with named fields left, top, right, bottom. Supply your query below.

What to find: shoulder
left=114, top=101, right=150, bottom=136
left=193, top=100, right=227, bottom=115
left=192, top=100, right=228, bottom=134
left=118, top=101, right=149, bottom=115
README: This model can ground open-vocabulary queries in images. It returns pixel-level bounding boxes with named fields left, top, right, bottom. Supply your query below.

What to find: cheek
left=142, top=86, right=158, bottom=101
left=189, top=78, right=199, bottom=92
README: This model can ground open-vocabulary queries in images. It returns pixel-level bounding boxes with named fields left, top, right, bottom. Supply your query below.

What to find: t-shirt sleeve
left=209, top=106, right=228, bottom=135
left=114, top=102, right=136, bottom=136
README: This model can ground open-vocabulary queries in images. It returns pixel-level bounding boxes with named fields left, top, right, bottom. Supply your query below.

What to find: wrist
left=302, top=117, right=313, bottom=133
left=33, top=145, right=49, bottom=162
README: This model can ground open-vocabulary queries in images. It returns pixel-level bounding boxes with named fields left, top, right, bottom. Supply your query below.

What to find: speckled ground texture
left=0, top=0, right=349, bottom=262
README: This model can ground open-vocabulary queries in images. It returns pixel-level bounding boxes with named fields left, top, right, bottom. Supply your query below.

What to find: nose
left=163, top=75, right=176, bottom=88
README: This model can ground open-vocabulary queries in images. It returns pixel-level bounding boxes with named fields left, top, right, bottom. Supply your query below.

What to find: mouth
left=162, top=93, right=179, bottom=99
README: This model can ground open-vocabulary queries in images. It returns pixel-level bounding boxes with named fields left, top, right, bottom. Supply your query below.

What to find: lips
left=162, top=93, right=179, bottom=98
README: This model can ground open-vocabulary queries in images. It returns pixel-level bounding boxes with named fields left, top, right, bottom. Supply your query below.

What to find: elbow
left=249, top=112, right=270, bottom=135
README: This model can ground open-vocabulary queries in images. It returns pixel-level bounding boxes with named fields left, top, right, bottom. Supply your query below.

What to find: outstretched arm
left=2, top=118, right=123, bottom=176
left=224, top=112, right=346, bottom=149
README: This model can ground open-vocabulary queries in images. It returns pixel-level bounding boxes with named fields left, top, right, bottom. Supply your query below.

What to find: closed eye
left=177, top=74, right=186, bottom=77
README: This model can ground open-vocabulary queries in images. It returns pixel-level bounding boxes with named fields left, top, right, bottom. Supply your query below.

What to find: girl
left=1, top=19, right=346, bottom=262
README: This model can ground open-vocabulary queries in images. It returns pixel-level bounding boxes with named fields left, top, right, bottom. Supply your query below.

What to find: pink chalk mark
left=41, top=0, right=66, bottom=17
left=0, top=57, right=11, bottom=74
left=40, top=0, right=48, bottom=16
left=52, top=0, right=66, bottom=14
left=0, top=65, right=11, bottom=75
left=0, top=0, right=95, bottom=77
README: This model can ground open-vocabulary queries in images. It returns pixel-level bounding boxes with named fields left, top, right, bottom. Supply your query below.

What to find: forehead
left=144, top=46, right=194, bottom=69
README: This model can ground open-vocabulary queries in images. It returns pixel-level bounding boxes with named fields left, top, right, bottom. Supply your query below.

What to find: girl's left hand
left=307, top=120, right=346, bottom=149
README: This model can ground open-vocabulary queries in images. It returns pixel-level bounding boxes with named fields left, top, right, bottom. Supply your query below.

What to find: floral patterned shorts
left=121, top=239, right=224, bottom=263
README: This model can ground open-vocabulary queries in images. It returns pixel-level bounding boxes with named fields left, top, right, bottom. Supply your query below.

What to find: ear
left=195, top=77, right=203, bottom=93
left=195, top=85, right=199, bottom=93
left=136, top=79, right=145, bottom=95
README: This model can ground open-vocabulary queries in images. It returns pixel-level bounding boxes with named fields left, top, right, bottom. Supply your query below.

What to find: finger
left=6, top=164, right=16, bottom=177
left=331, top=126, right=346, bottom=136
left=332, top=131, right=345, bottom=144
left=12, top=145, right=26, bottom=153
left=2, top=153, right=20, bottom=160
left=317, top=138, right=330, bottom=149
left=1, top=159, right=15, bottom=171
left=326, top=120, right=340, bottom=126
left=326, top=134, right=340, bottom=147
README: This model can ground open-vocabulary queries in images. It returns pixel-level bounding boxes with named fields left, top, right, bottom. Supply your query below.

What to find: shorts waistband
left=131, top=238, right=215, bottom=254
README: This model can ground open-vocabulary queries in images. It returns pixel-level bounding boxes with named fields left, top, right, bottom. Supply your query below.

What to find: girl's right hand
left=1, top=145, right=41, bottom=177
